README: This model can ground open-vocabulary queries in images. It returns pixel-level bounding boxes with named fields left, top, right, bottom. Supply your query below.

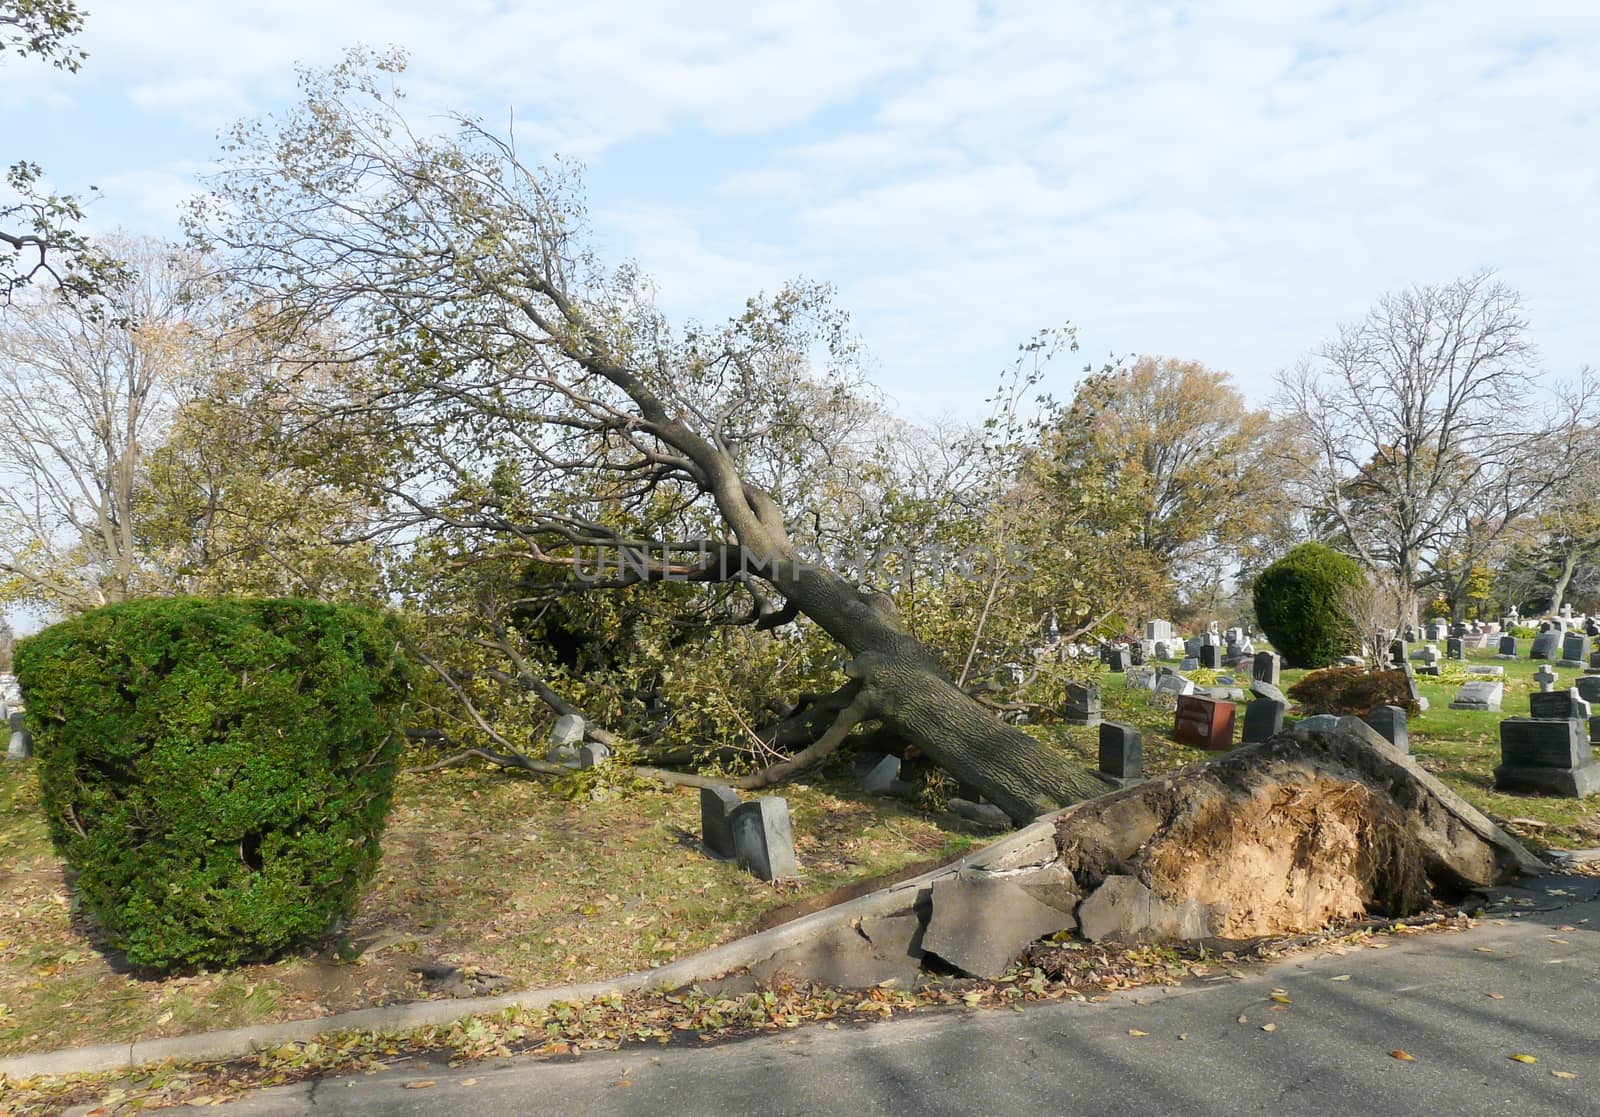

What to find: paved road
left=213, top=876, right=1600, bottom=1116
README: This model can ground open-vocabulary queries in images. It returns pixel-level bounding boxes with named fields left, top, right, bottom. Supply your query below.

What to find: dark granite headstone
left=1531, top=630, right=1562, bottom=660
left=1108, top=648, right=1129, bottom=673
left=1575, top=675, right=1600, bottom=705
left=1129, top=642, right=1146, bottom=667
left=1098, top=721, right=1143, bottom=784
left=1064, top=682, right=1103, bottom=727
left=1495, top=718, right=1600, bottom=797
left=1363, top=705, right=1408, bottom=754
left=1199, top=644, right=1220, bottom=670
left=1446, top=637, right=1465, bottom=661
left=1562, top=632, right=1590, bottom=664
left=1529, top=689, right=1590, bottom=721
left=1240, top=697, right=1286, bottom=743
left=1252, top=651, right=1281, bottom=687
left=1498, top=635, right=1518, bottom=657
left=700, top=786, right=742, bottom=860
left=1389, top=639, right=1408, bottom=666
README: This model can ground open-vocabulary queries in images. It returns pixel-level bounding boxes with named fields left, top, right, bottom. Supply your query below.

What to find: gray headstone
left=1534, top=664, right=1559, bottom=692
left=1098, top=721, right=1142, bottom=783
left=1249, top=678, right=1285, bottom=704
left=700, top=786, right=742, bottom=860
left=1530, top=689, right=1591, bottom=721
left=1575, top=675, right=1600, bottom=705
left=1251, top=651, right=1281, bottom=687
left=1468, top=665, right=1504, bottom=676
left=1449, top=680, right=1504, bottom=711
left=549, top=713, right=586, bottom=745
left=922, top=873, right=1077, bottom=979
left=731, top=797, right=799, bottom=881
left=1363, top=705, right=1408, bottom=754
left=1295, top=714, right=1342, bottom=732
left=1241, top=697, right=1286, bottom=743
left=1531, top=630, right=1562, bottom=660
left=1184, top=637, right=1203, bottom=658
left=6, top=728, right=31, bottom=761
left=1561, top=632, right=1590, bottom=666
left=578, top=742, right=611, bottom=768
left=1179, top=657, right=1200, bottom=672
left=1064, top=682, right=1102, bottom=727
left=860, top=753, right=904, bottom=794
left=1155, top=673, right=1196, bottom=697
left=544, top=743, right=581, bottom=768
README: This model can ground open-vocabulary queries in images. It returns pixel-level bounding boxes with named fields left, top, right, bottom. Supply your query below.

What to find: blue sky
left=4, top=0, right=1598, bottom=416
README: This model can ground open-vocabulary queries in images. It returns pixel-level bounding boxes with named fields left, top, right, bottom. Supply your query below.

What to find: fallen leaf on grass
left=1127, top=1029, right=1148, bottom=1037
left=404, top=1080, right=438, bottom=1089
left=1474, top=947, right=1495, bottom=953
left=1269, top=993, right=1293, bottom=1004
left=1261, top=1023, right=1277, bottom=1032
left=1510, top=1054, right=1537, bottom=1064
left=1552, top=1071, right=1577, bottom=1080
left=1486, top=992, right=1505, bottom=999
left=1330, top=974, right=1351, bottom=982
left=1390, top=1050, right=1415, bottom=1062
left=1237, top=1014, right=1249, bottom=1024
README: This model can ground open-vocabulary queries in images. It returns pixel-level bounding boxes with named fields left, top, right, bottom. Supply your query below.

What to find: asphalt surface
left=207, top=875, right=1600, bottom=1116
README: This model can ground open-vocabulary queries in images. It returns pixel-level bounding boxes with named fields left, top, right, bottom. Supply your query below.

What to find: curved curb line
left=0, top=814, right=1067, bottom=1081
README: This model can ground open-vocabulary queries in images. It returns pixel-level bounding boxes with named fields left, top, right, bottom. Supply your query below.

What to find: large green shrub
left=1252, top=543, right=1364, bottom=668
left=13, top=598, right=412, bottom=971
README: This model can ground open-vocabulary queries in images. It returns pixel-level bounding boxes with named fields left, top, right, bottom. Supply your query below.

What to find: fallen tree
left=193, top=52, right=1110, bottom=822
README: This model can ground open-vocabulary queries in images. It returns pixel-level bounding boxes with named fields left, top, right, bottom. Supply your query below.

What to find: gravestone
left=1529, top=689, right=1592, bottom=721
left=1153, top=640, right=1173, bottom=661
left=1179, top=657, right=1200, bottom=672
left=1560, top=632, right=1590, bottom=668
left=1098, top=721, right=1142, bottom=786
left=550, top=713, right=586, bottom=745
left=1416, top=645, right=1441, bottom=675
left=1199, top=644, right=1220, bottom=670
left=1173, top=694, right=1235, bottom=751
left=1240, top=697, right=1286, bottom=743
left=1249, top=678, right=1286, bottom=704
left=1252, top=651, right=1281, bottom=687
left=1446, top=637, right=1465, bottom=661
left=1590, top=650, right=1600, bottom=674
left=1108, top=648, right=1129, bottom=673
left=1225, top=626, right=1244, bottom=646
left=1389, top=639, right=1408, bottom=667
left=1064, top=683, right=1102, bottom=728
left=1146, top=619, right=1174, bottom=643
left=700, top=786, right=742, bottom=859
left=1295, top=714, right=1341, bottom=732
left=1531, top=630, right=1562, bottom=660
left=1363, top=705, right=1408, bottom=753
left=731, top=798, right=799, bottom=880
left=1155, top=673, right=1196, bottom=698
left=1128, top=642, right=1146, bottom=667
left=1124, top=667, right=1158, bottom=691
left=1468, top=665, right=1504, bottom=676
left=578, top=742, right=611, bottom=768
left=6, top=727, right=30, bottom=761
left=1184, top=637, right=1203, bottom=658
left=1449, top=680, right=1504, bottom=711
left=1496, top=635, right=1518, bottom=659
left=1495, top=719, right=1600, bottom=797
left=1098, top=643, right=1113, bottom=665
left=1426, top=621, right=1447, bottom=642
left=1534, top=664, right=1559, bottom=692
left=859, top=753, right=910, bottom=796
left=1574, top=674, right=1600, bottom=706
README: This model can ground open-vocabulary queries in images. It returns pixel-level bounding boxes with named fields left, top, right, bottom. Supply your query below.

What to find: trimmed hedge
left=13, top=598, right=412, bottom=971
left=1252, top=543, right=1364, bottom=668
left=1287, top=667, right=1419, bottom=718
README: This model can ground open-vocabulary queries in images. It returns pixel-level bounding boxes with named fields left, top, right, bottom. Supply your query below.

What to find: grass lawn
left=0, top=764, right=979, bottom=1057
left=4, top=643, right=1597, bottom=1059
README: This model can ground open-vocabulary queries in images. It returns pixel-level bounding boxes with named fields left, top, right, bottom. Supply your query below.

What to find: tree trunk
left=1549, top=548, right=1579, bottom=617
left=773, top=560, right=1112, bottom=825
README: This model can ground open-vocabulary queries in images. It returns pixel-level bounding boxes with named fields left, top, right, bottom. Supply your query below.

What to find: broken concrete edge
left=1306, top=719, right=1547, bottom=878
left=0, top=810, right=1074, bottom=1082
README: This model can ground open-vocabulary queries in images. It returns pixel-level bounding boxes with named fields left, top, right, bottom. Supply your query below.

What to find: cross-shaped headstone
left=1534, top=664, right=1559, bottom=692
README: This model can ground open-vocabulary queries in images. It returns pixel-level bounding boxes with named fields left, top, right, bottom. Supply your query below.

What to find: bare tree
left=190, top=53, right=1109, bottom=822
left=0, top=237, right=197, bottom=612
left=1275, top=273, right=1597, bottom=625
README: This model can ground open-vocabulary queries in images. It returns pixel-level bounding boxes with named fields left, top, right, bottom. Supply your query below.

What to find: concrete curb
left=0, top=813, right=1069, bottom=1082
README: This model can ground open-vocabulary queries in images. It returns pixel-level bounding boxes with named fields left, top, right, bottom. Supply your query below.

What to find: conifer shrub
left=13, top=597, right=412, bottom=971
left=1252, top=543, right=1364, bottom=668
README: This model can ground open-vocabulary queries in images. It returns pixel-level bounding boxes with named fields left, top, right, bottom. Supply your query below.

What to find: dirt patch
left=1055, top=732, right=1521, bottom=939
left=1137, top=773, right=1427, bottom=936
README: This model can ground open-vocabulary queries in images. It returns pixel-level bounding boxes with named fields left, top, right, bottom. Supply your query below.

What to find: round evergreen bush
left=13, top=597, right=413, bottom=971
left=1252, top=543, right=1365, bottom=668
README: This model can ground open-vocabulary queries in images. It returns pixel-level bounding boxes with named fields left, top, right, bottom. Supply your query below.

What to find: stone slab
left=1493, top=762, right=1600, bottom=798
left=921, top=873, right=1077, bottom=979
left=1450, top=681, right=1503, bottom=711
left=700, top=785, right=742, bottom=860
left=1076, top=875, right=1219, bottom=945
